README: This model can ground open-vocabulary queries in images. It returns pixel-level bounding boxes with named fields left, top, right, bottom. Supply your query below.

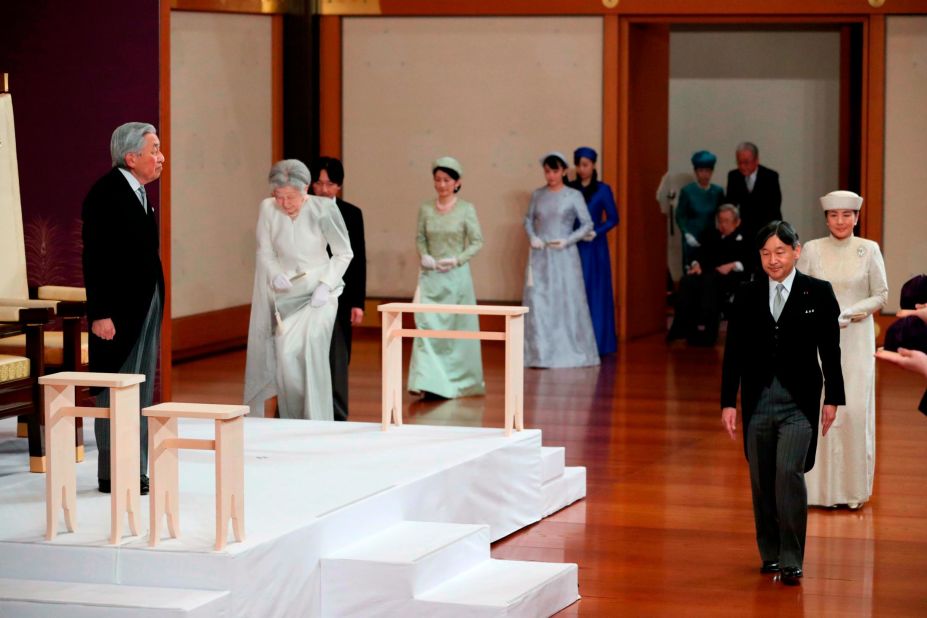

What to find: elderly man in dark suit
left=311, top=157, right=366, bottom=421
left=82, top=122, right=165, bottom=494
left=721, top=220, right=844, bottom=585
left=725, top=142, right=782, bottom=265
left=667, top=203, right=750, bottom=346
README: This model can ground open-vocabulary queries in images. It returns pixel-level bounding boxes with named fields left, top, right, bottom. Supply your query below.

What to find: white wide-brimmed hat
left=820, top=190, right=863, bottom=211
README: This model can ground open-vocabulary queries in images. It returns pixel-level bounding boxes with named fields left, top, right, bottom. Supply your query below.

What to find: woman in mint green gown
left=407, top=157, right=486, bottom=398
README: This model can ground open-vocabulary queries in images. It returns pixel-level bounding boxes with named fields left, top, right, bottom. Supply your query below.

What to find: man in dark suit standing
left=721, top=221, right=844, bottom=585
left=311, top=157, right=366, bottom=421
left=82, top=122, right=165, bottom=494
left=725, top=142, right=782, bottom=260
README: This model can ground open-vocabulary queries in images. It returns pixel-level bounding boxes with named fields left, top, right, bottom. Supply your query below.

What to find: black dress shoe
left=781, top=567, right=803, bottom=585
left=761, top=561, right=780, bottom=573
left=98, top=477, right=149, bottom=495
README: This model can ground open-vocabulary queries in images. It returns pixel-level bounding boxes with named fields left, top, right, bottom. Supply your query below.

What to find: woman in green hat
left=676, top=150, right=725, bottom=269
left=407, top=157, right=486, bottom=399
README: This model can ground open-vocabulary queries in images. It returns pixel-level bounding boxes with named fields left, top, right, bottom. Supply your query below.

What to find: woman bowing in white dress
left=798, top=190, right=888, bottom=509
left=244, top=159, right=353, bottom=420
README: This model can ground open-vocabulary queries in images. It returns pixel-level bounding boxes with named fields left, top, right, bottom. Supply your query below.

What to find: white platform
left=0, top=416, right=585, bottom=616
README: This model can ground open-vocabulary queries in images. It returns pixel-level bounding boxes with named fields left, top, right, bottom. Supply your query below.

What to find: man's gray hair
left=717, top=203, right=741, bottom=221
left=736, top=141, right=759, bottom=158
left=268, top=159, right=312, bottom=192
left=110, top=122, right=157, bottom=168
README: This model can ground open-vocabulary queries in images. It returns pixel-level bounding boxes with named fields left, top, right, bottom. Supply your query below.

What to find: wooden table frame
left=378, top=302, right=528, bottom=436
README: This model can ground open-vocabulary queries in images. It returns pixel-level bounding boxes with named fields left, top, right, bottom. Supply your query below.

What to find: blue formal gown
left=570, top=179, right=619, bottom=355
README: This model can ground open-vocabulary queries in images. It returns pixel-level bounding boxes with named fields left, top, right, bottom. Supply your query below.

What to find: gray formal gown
left=523, top=186, right=600, bottom=368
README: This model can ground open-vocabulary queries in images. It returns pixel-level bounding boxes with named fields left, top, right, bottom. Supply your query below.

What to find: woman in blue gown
left=568, top=146, right=619, bottom=355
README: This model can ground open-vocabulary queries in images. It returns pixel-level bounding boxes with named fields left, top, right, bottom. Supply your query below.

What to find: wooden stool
left=143, top=403, right=246, bottom=551
left=39, top=371, right=145, bottom=544
left=378, top=303, right=528, bottom=436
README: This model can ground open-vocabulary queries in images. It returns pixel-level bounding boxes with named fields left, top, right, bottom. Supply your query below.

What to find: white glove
left=421, top=254, right=437, bottom=270
left=685, top=233, right=701, bottom=248
left=547, top=239, right=566, bottom=250
left=437, top=257, right=458, bottom=272
left=530, top=237, right=545, bottom=250
left=272, top=273, right=293, bottom=292
left=582, top=230, right=597, bottom=242
left=310, top=283, right=331, bottom=307
left=838, top=309, right=852, bottom=329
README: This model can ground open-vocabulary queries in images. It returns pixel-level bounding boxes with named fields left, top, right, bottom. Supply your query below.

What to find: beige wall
left=884, top=16, right=927, bottom=313
left=170, top=12, right=273, bottom=318
left=669, top=29, right=840, bottom=277
left=342, top=16, right=603, bottom=301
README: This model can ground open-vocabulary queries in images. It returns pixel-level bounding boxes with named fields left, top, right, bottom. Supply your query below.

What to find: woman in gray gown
left=523, top=152, right=600, bottom=368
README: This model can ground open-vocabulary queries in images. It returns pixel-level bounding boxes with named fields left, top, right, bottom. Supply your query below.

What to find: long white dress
left=244, top=196, right=353, bottom=420
left=798, top=234, right=888, bottom=507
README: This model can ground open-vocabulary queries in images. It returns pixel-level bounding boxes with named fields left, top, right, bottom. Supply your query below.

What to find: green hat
left=432, top=156, right=463, bottom=177
left=691, top=150, right=717, bottom=170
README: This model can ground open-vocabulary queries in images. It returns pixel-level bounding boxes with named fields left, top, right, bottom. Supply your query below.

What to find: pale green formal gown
left=407, top=199, right=486, bottom=398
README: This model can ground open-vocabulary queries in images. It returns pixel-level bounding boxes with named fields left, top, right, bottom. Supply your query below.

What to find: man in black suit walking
left=82, top=122, right=165, bottom=494
left=311, top=157, right=366, bottom=421
left=725, top=142, right=782, bottom=263
left=721, top=221, right=845, bottom=585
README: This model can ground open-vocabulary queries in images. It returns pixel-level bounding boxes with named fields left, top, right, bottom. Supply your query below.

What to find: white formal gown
left=798, top=234, right=888, bottom=507
left=244, top=196, right=353, bottom=419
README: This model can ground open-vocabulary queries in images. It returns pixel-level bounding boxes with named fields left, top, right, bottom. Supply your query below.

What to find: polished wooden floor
left=174, top=332, right=927, bottom=616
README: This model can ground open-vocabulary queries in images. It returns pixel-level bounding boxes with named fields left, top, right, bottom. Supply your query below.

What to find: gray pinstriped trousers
left=95, top=291, right=161, bottom=481
left=747, top=377, right=813, bottom=570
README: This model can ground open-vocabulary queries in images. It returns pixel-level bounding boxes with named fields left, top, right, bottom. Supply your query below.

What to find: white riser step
left=413, top=559, right=579, bottom=618
left=542, top=466, right=586, bottom=518
left=321, top=521, right=490, bottom=616
left=0, top=578, right=228, bottom=617
left=540, top=446, right=565, bottom=483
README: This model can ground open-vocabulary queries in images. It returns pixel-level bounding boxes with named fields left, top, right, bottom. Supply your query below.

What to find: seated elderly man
left=667, top=204, right=749, bottom=346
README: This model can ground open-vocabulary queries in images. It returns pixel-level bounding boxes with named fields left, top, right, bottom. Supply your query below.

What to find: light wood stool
left=378, top=303, right=528, bottom=436
left=39, top=371, right=145, bottom=544
left=143, top=402, right=246, bottom=551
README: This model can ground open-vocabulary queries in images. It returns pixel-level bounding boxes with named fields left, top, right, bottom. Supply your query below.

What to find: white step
left=0, top=577, right=228, bottom=617
left=413, top=559, right=579, bottom=617
left=541, top=466, right=587, bottom=518
left=322, top=520, right=490, bottom=616
left=540, top=446, right=565, bottom=483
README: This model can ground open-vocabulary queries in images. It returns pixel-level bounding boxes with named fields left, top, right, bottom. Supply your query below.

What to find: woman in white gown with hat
left=798, top=190, right=888, bottom=508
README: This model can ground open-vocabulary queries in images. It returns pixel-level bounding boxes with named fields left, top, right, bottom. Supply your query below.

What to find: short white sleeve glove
left=421, top=254, right=437, bottom=270
left=838, top=308, right=852, bottom=329
left=685, top=233, right=701, bottom=248
left=582, top=230, right=597, bottom=242
left=529, top=237, right=546, bottom=250
left=311, top=283, right=331, bottom=307
left=272, top=273, right=293, bottom=292
left=437, top=257, right=458, bottom=272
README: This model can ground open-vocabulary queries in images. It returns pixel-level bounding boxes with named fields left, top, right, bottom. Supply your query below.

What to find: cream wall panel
left=171, top=12, right=273, bottom=318
left=885, top=16, right=927, bottom=313
left=669, top=29, right=840, bottom=278
left=343, top=17, right=603, bottom=301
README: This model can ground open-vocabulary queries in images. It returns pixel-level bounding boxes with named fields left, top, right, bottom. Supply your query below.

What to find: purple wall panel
left=0, top=0, right=160, bottom=288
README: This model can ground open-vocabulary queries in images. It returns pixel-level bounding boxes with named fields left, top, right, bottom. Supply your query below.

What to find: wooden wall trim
left=602, top=15, right=622, bottom=342
left=319, top=15, right=342, bottom=158
left=172, top=304, right=252, bottom=361
left=160, top=0, right=173, bottom=398
left=272, top=14, right=284, bottom=161
left=617, top=17, right=630, bottom=340
left=861, top=14, right=885, bottom=247
left=171, top=0, right=302, bottom=14
left=359, top=0, right=927, bottom=16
